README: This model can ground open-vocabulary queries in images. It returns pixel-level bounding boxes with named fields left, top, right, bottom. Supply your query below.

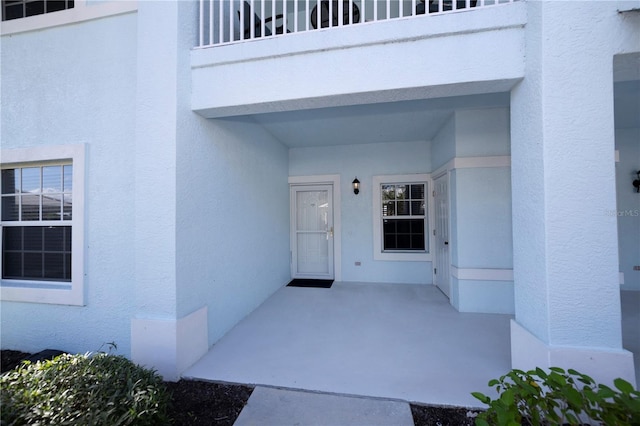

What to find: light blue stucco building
left=1, top=0, right=638, bottom=388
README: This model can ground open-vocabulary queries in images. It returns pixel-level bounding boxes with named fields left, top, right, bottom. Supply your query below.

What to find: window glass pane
left=296, top=190, right=328, bottom=232
left=42, top=166, right=62, bottom=192
left=21, top=167, right=40, bottom=193
left=46, top=0, right=66, bottom=12
left=4, top=2, right=24, bottom=20
left=384, top=234, right=397, bottom=250
left=21, top=194, right=40, bottom=220
left=3, top=252, right=22, bottom=278
left=397, top=234, right=410, bottom=249
left=23, top=226, right=43, bottom=251
left=397, top=201, right=410, bottom=215
left=1, top=196, right=19, bottom=221
left=383, top=220, right=397, bottom=250
left=44, top=226, right=64, bottom=251
left=381, top=185, right=395, bottom=201
left=62, top=194, right=72, bottom=220
left=397, top=220, right=410, bottom=233
left=1, top=169, right=19, bottom=195
left=64, top=227, right=72, bottom=250
left=411, top=200, right=425, bottom=215
left=25, top=0, right=44, bottom=17
left=65, top=253, right=72, bottom=278
left=412, top=234, right=425, bottom=250
left=63, top=165, right=73, bottom=192
left=395, top=185, right=408, bottom=200
left=44, top=253, right=64, bottom=279
left=410, top=184, right=424, bottom=200
left=23, top=252, right=43, bottom=277
left=382, top=201, right=394, bottom=217
left=3, top=226, right=22, bottom=250
left=42, top=195, right=62, bottom=220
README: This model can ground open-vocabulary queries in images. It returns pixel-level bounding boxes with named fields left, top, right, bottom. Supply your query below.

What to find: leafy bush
left=472, top=367, right=640, bottom=426
left=0, top=352, right=171, bottom=425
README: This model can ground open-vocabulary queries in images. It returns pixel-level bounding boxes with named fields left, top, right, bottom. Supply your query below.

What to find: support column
left=131, top=1, right=207, bottom=380
left=510, top=1, right=635, bottom=387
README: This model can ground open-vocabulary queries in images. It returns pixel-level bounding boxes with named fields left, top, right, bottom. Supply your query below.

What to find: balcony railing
left=197, top=0, right=516, bottom=47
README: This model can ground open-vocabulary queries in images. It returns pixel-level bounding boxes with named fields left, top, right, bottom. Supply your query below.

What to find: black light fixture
left=633, top=171, right=640, bottom=193
left=352, top=177, right=360, bottom=195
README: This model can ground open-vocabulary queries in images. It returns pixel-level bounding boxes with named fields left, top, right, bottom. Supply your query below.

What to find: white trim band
left=451, top=266, right=513, bottom=281
left=433, top=155, right=511, bottom=177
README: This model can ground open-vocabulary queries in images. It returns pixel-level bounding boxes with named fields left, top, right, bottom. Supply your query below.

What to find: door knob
left=326, top=226, right=334, bottom=240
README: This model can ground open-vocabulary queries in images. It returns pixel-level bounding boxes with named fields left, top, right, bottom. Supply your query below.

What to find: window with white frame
left=373, top=174, right=431, bottom=262
left=2, top=164, right=73, bottom=280
left=2, top=0, right=74, bottom=21
left=1, top=144, right=85, bottom=305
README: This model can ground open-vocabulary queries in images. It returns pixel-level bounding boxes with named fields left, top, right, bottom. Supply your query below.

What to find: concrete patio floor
left=183, top=282, right=513, bottom=408
left=184, top=283, right=640, bottom=408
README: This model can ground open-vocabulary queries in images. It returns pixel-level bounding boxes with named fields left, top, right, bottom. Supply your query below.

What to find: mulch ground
left=1, top=350, right=479, bottom=425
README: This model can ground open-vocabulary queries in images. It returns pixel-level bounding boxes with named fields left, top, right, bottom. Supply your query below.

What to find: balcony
left=192, top=0, right=526, bottom=118
left=197, top=0, right=517, bottom=47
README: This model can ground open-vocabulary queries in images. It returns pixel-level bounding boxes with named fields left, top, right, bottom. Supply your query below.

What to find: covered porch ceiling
left=216, top=79, right=639, bottom=148
left=248, top=92, right=509, bottom=148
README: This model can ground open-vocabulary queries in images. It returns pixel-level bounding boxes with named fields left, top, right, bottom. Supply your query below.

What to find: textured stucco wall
left=135, top=0, right=291, bottom=351
left=0, top=13, right=138, bottom=356
left=448, top=108, right=513, bottom=313
left=511, top=0, right=629, bottom=350
left=290, top=141, right=432, bottom=285
left=176, top=116, right=290, bottom=344
left=431, top=113, right=456, bottom=171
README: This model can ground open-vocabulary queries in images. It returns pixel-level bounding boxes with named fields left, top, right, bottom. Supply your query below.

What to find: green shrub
left=472, top=367, right=640, bottom=426
left=0, top=352, right=171, bottom=425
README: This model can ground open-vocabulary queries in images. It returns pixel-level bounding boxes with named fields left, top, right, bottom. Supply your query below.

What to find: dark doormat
left=287, top=279, right=333, bottom=288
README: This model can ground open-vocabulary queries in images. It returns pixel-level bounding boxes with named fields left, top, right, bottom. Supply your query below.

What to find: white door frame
left=289, top=175, right=342, bottom=281
left=432, top=171, right=451, bottom=298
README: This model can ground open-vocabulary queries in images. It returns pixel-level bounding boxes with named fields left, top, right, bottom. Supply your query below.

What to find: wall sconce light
left=633, top=171, right=640, bottom=193
left=352, top=177, right=360, bottom=195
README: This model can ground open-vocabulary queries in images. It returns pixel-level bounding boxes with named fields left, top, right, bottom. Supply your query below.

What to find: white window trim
left=1, top=0, right=137, bottom=36
left=1, top=144, right=85, bottom=306
left=373, top=174, right=432, bottom=262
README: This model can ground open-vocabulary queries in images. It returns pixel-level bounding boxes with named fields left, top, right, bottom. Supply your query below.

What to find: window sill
left=374, top=251, right=432, bottom=262
left=1, top=280, right=83, bottom=305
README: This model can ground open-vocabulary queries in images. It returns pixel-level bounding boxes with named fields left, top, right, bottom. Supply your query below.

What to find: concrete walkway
left=184, top=283, right=639, bottom=424
left=234, top=387, right=415, bottom=426
left=184, top=282, right=513, bottom=407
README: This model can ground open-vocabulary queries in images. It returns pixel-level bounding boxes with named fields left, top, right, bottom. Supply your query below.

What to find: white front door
left=433, top=174, right=451, bottom=298
left=291, top=185, right=334, bottom=279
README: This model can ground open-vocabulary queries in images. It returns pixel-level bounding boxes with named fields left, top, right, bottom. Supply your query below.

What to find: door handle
left=327, top=226, right=334, bottom=240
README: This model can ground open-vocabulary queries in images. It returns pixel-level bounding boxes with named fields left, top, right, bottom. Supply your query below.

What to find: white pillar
left=132, top=1, right=208, bottom=380
left=510, top=1, right=635, bottom=387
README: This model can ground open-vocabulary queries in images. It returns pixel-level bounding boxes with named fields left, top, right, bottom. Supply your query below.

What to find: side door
left=433, top=174, right=450, bottom=298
